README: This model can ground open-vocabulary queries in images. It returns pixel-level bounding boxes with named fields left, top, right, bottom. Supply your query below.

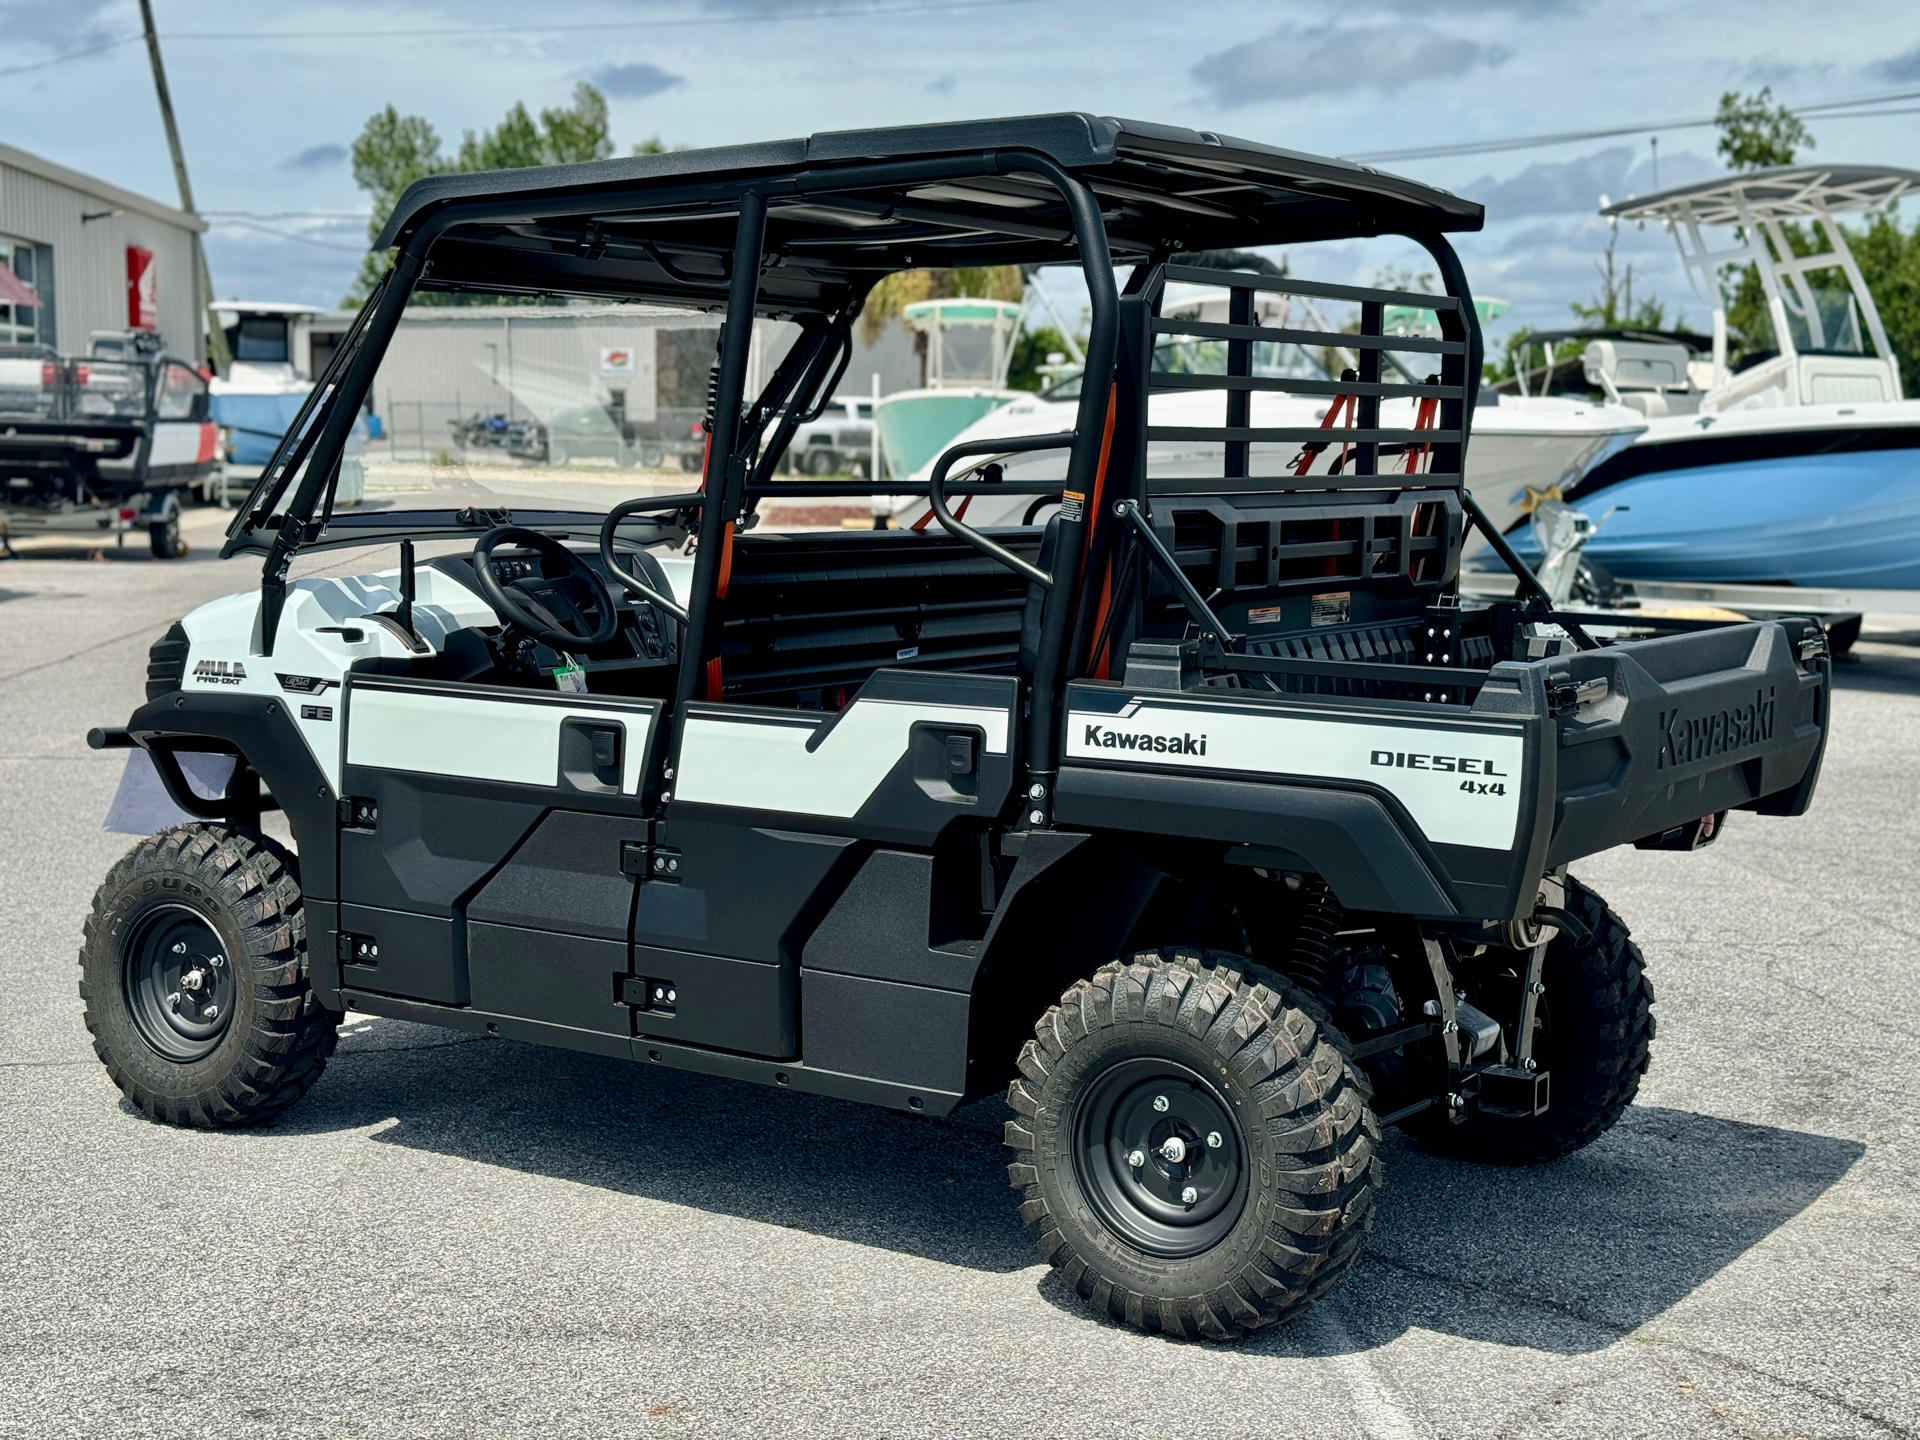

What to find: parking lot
left=3, top=508, right=1917, bottom=1439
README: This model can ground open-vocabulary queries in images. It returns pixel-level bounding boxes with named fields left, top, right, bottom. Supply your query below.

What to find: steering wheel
left=471, top=525, right=621, bottom=650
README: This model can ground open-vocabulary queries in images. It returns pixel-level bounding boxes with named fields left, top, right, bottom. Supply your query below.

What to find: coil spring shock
left=1280, top=876, right=1346, bottom=995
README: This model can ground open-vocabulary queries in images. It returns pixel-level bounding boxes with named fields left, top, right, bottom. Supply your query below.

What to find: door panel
left=339, top=675, right=662, bottom=1010
left=659, top=668, right=1020, bottom=1069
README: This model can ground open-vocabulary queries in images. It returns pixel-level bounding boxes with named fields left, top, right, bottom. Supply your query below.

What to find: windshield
left=336, top=296, right=799, bottom=521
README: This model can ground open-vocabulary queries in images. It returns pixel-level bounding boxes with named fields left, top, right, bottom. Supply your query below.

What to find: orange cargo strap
left=1080, top=386, right=1121, bottom=678
left=1292, top=391, right=1356, bottom=478
left=910, top=493, right=970, bottom=531
left=1404, top=393, right=1439, bottom=474
left=703, top=520, right=734, bottom=699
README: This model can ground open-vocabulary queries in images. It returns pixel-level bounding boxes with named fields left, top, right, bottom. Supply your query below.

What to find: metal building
left=0, top=142, right=205, bottom=364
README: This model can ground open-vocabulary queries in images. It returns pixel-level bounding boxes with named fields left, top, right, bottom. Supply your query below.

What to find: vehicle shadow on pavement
left=282, top=1024, right=1036, bottom=1272
left=1258, top=1105, right=1865, bottom=1356
left=286, top=1028, right=1862, bottom=1347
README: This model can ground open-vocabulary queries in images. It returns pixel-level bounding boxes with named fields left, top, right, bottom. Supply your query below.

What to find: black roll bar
left=598, top=493, right=704, bottom=623
left=924, top=433, right=1078, bottom=588
left=1110, top=500, right=1235, bottom=644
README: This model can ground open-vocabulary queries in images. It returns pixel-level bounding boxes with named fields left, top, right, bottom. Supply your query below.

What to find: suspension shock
left=1279, top=876, right=1346, bottom=995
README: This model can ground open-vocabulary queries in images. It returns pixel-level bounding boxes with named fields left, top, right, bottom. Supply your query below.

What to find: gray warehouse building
left=0, top=142, right=205, bottom=364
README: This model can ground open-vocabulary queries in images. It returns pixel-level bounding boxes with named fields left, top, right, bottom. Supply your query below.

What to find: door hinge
left=619, top=839, right=681, bottom=881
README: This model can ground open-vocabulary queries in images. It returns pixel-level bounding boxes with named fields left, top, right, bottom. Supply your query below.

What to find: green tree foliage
left=1716, top=88, right=1808, bottom=361
left=1850, top=209, right=1920, bottom=395
left=344, top=84, right=619, bottom=305
left=1006, top=324, right=1074, bottom=392
left=1714, top=86, right=1813, bottom=172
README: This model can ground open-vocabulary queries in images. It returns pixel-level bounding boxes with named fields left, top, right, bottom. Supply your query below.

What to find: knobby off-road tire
left=1411, top=874, right=1654, bottom=1165
left=80, top=824, right=338, bottom=1127
left=1005, top=948, right=1382, bottom=1340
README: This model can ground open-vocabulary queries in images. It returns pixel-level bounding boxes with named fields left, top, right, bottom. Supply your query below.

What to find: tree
left=1007, top=325, right=1074, bottom=391
left=1714, top=86, right=1812, bottom=172
left=345, top=84, right=621, bottom=304
left=1568, top=226, right=1670, bottom=331
left=1850, top=208, right=1920, bottom=395
left=1715, top=88, right=1812, bottom=363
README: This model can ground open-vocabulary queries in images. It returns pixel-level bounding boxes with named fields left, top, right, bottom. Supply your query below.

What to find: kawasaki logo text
left=1658, top=686, right=1774, bottom=770
left=1083, top=725, right=1207, bottom=756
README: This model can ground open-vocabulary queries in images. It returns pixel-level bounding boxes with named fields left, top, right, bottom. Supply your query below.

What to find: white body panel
left=676, top=697, right=1011, bottom=817
left=1066, top=695, right=1524, bottom=851
left=347, top=688, right=653, bottom=794
left=146, top=420, right=214, bottom=468
left=176, top=566, right=499, bottom=793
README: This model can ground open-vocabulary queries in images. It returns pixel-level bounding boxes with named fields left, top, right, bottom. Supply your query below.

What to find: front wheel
left=80, top=825, right=338, bottom=1127
left=1005, top=948, right=1382, bottom=1340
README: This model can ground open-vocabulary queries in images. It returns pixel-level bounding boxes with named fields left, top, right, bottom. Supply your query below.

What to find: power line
left=0, top=0, right=1047, bottom=80
left=1346, top=86, right=1920, bottom=165
left=205, top=218, right=368, bottom=252
left=202, top=210, right=372, bottom=221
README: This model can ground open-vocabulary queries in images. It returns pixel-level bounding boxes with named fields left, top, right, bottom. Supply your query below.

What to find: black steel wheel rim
left=121, top=904, right=236, bottom=1062
left=1073, top=1057, right=1248, bottom=1259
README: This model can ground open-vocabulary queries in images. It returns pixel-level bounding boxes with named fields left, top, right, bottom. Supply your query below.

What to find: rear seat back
left=717, top=526, right=1046, bottom=706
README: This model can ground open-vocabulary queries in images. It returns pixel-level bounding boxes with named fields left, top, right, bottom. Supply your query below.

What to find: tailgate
left=1545, top=618, right=1829, bottom=866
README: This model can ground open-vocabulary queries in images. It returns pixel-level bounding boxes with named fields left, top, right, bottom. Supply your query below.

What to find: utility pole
left=138, top=0, right=231, bottom=372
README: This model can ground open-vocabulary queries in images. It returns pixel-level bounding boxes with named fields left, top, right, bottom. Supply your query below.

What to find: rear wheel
left=1409, top=876, right=1653, bottom=1164
left=1005, top=948, right=1382, bottom=1340
left=80, top=824, right=338, bottom=1127
left=148, top=509, right=183, bottom=559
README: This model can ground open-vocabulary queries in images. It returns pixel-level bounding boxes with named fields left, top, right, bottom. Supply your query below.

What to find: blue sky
left=5, top=0, right=1918, bottom=351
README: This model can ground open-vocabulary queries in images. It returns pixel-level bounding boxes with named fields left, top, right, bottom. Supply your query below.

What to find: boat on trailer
left=1489, top=165, right=1920, bottom=614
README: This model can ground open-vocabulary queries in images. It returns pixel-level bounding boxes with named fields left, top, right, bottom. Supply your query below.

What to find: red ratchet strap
left=1080, top=386, right=1121, bottom=678
left=1404, top=392, right=1439, bottom=474
left=1292, top=391, right=1357, bottom=477
left=910, top=494, right=970, bottom=532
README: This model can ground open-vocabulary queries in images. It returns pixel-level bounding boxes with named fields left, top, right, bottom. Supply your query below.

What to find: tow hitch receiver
left=1478, top=1066, right=1551, bottom=1118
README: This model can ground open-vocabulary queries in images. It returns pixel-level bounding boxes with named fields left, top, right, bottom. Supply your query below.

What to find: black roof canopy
left=372, top=114, right=1483, bottom=317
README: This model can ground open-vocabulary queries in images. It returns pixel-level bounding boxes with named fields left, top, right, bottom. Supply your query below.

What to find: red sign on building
left=126, top=246, right=157, bottom=331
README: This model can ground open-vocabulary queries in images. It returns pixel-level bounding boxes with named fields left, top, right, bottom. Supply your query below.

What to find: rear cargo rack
left=1140, top=262, right=1472, bottom=492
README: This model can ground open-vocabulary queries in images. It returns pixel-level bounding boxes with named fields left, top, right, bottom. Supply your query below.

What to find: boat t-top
left=1503, top=165, right=1920, bottom=610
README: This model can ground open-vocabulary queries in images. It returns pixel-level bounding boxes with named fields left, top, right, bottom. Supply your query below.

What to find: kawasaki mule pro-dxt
left=81, top=116, right=1828, bottom=1340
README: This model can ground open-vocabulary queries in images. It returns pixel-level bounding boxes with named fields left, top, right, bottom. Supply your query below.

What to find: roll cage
left=220, top=111, right=1487, bottom=806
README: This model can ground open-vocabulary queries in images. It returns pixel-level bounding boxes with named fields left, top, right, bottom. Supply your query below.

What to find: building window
left=1, top=235, right=53, bottom=347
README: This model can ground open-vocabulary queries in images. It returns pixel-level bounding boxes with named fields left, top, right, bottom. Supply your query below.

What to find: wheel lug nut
left=166, top=992, right=182, bottom=1010
left=1181, top=1186, right=1198, bottom=1205
left=203, top=1004, right=219, bottom=1021
left=171, top=942, right=187, bottom=954
left=1206, top=1131, right=1223, bottom=1150
left=1152, top=1095, right=1169, bottom=1112
left=1127, top=1149, right=1145, bottom=1169
left=209, top=955, right=224, bottom=968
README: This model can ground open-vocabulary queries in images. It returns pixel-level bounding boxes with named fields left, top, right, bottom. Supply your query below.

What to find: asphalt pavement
left=2, top=506, right=1917, bottom=1439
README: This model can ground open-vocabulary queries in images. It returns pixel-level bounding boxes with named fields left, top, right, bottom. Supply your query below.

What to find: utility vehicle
left=81, top=116, right=1830, bottom=1340
left=1, top=330, right=217, bottom=557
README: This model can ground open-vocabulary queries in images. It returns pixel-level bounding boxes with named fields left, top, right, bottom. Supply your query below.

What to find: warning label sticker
left=1311, top=591, right=1351, bottom=627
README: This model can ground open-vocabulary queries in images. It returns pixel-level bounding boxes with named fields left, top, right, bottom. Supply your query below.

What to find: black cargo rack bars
left=1138, top=262, right=1472, bottom=492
